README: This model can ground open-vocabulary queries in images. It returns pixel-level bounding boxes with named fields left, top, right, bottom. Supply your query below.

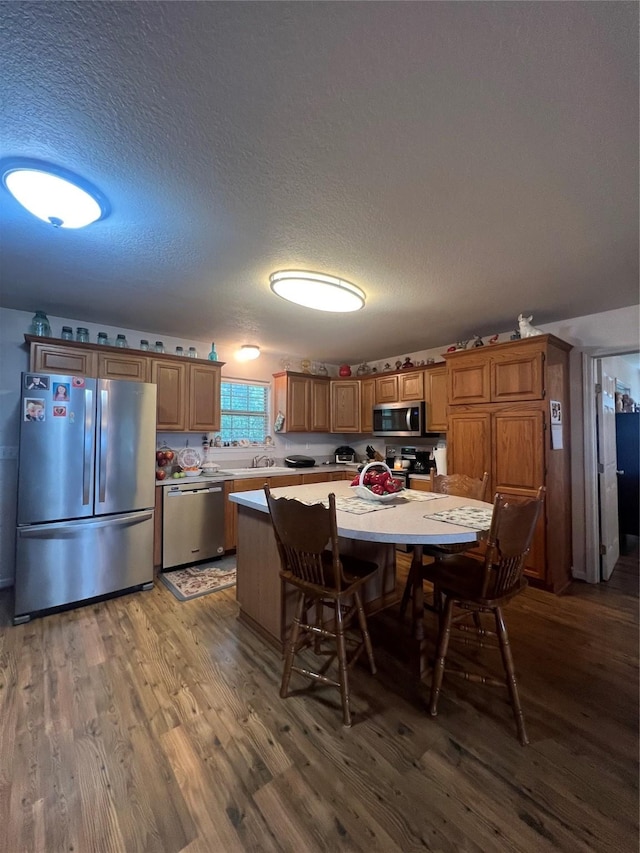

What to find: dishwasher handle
left=166, top=486, right=223, bottom=496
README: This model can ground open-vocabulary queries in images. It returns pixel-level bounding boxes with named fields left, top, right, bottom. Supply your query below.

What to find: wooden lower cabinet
left=224, top=474, right=303, bottom=550
left=408, top=477, right=432, bottom=492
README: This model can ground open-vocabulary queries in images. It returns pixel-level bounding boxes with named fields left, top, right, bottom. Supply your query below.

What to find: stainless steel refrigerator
left=14, top=372, right=157, bottom=623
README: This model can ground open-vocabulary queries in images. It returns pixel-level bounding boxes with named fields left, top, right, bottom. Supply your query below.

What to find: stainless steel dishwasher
left=162, top=481, right=225, bottom=570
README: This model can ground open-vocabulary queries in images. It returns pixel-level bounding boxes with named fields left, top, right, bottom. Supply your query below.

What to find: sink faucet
left=252, top=454, right=274, bottom=468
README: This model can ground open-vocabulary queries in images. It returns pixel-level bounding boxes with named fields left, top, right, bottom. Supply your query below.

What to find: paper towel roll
left=433, top=446, right=447, bottom=476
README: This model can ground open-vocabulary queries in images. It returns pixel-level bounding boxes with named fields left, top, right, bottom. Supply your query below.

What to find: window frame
left=219, top=377, right=270, bottom=445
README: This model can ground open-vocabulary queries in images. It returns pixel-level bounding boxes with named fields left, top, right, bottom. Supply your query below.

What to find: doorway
left=583, top=348, right=640, bottom=583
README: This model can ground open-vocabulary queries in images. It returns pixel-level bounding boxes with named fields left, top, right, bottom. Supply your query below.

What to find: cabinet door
left=448, top=412, right=492, bottom=482
left=225, top=475, right=301, bottom=549
left=399, top=371, right=424, bottom=401
left=331, top=380, right=360, bottom=433
left=426, top=367, right=447, bottom=431
left=30, top=342, right=97, bottom=377
left=310, top=379, right=330, bottom=432
left=360, top=378, right=375, bottom=433
left=188, top=363, right=221, bottom=431
left=287, top=375, right=310, bottom=431
left=375, top=375, right=398, bottom=404
left=151, top=359, right=187, bottom=431
left=492, top=410, right=544, bottom=492
left=447, top=357, right=490, bottom=405
left=491, top=350, right=545, bottom=402
left=98, top=352, right=150, bottom=382
left=408, top=477, right=432, bottom=492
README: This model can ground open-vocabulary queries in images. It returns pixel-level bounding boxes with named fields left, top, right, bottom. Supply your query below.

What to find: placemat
left=402, top=489, right=450, bottom=502
left=425, top=505, right=494, bottom=530
left=298, top=496, right=396, bottom=514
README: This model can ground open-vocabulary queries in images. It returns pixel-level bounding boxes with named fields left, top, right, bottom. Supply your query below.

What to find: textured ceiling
left=0, top=2, right=637, bottom=363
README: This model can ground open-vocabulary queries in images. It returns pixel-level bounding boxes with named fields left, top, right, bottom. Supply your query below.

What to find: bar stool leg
left=280, top=591, right=306, bottom=699
left=494, top=606, right=529, bottom=746
left=334, top=601, right=352, bottom=727
left=429, top=595, right=454, bottom=716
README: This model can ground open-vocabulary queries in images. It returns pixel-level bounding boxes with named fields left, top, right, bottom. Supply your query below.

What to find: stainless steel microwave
left=372, top=401, right=427, bottom=437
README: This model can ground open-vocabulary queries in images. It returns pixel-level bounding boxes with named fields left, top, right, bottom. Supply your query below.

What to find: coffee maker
left=413, top=450, right=436, bottom=474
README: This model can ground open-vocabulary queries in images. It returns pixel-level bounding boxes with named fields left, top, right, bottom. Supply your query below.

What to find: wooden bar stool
left=428, top=487, right=545, bottom=745
left=264, top=485, right=378, bottom=727
left=399, top=471, right=489, bottom=618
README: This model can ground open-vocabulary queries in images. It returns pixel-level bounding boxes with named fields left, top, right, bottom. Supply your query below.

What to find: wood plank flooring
left=0, top=548, right=637, bottom=853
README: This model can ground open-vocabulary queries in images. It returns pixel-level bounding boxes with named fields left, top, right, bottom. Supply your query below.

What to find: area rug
left=160, top=556, right=236, bottom=601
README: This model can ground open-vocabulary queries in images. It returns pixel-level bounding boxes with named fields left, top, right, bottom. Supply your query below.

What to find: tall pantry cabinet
left=445, top=335, right=572, bottom=593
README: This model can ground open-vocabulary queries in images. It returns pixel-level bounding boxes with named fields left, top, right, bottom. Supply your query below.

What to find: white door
left=596, top=363, right=619, bottom=580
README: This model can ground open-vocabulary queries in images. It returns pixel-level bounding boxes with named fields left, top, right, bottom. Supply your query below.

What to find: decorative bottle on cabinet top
left=30, top=311, right=51, bottom=337
left=208, top=343, right=217, bottom=361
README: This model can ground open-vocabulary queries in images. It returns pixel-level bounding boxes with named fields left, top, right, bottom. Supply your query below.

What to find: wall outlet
left=0, top=446, right=18, bottom=460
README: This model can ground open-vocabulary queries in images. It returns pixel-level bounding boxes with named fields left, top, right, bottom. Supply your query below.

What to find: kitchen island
left=229, top=481, right=491, bottom=676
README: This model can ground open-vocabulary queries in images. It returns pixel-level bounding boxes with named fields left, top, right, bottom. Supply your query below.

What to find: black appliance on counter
left=335, top=445, right=357, bottom=463
left=384, top=445, right=436, bottom=476
left=284, top=455, right=316, bottom=468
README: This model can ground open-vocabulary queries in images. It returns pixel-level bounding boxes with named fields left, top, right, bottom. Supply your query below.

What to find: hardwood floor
left=1, top=549, right=637, bottom=853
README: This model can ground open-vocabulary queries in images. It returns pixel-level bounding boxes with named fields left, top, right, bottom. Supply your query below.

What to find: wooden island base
left=235, top=503, right=433, bottom=679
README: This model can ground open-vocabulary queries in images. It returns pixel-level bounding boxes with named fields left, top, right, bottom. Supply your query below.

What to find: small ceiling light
left=236, top=344, right=261, bottom=361
left=269, top=270, right=365, bottom=312
left=0, top=158, right=109, bottom=228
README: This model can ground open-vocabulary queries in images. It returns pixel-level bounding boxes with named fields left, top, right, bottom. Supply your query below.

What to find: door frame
left=582, top=346, right=638, bottom=583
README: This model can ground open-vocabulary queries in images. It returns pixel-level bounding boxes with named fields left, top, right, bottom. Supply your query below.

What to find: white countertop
left=156, top=463, right=359, bottom=487
left=228, top=480, right=491, bottom=545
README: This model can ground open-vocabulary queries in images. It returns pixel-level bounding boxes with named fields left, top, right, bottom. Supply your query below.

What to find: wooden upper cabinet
left=98, top=352, right=150, bottom=382
left=446, top=337, right=551, bottom=404
left=375, top=374, right=398, bottom=404
left=425, top=367, right=447, bottom=431
left=272, top=372, right=331, bottom=432
left=447, top=356, right=491, bottom=405
left=310, top=379, right=331, bottom=432
left=491, top=349, right=545, bottom=402
left=188, top=363, right=221, bottom=431
left=152, top=359, right=187, bottom=431
left=30, top=342, right=97, bottom=377
left=398, top=371, right=424, bottom=401
left=360, top=378, right=375, bottom=434
left=331, top=380, right=360, bottom=433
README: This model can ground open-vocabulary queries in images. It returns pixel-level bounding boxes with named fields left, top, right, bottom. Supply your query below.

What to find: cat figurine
left=517, top=314, right=544, bottom=338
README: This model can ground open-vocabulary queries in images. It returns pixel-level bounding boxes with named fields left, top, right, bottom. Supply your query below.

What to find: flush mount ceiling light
left=235, top=344, right=261, bottom=361
left=269, top=270, right=365, bottom=312
left=0, top=158, right=109, bottom=228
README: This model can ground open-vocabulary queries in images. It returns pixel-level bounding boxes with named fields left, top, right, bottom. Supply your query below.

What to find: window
left=220, top=380, right=269, bottom=444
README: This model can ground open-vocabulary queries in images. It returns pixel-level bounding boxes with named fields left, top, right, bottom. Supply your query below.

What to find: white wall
left=1, top=304, right=638, bottom=588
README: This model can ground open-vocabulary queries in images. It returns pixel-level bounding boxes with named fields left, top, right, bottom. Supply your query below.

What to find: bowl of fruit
left=350, top=462, right=405, bottom=502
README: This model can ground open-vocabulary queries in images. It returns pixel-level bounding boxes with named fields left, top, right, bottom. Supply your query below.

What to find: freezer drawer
left=162, top=485, right=225, bottom=569
left=15, top=511, right=154, bottom=621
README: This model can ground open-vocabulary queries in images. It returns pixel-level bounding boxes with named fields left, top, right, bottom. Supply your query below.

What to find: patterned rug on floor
left=160, top=556, right=237, bottom=601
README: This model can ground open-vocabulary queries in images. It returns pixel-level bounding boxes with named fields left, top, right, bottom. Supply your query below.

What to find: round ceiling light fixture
left=1, top=158, right=109, bottom=228
left=269, top=270, right=365, bottom=312
left=235, top=344, right=261, bottom=361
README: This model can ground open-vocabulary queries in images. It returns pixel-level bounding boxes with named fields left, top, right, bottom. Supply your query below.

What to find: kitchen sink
left=217, top=466, right=296, bottom=476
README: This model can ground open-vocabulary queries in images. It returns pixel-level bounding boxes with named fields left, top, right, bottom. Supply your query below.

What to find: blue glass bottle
left=208, top=342, right=218, bottom=361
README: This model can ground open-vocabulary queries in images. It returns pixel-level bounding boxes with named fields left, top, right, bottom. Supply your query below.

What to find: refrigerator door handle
left=83, top=388, right=94, bottom=505
left=98, top=388, right=108, bottom=503
left=18, top=511, right=154, bottom=536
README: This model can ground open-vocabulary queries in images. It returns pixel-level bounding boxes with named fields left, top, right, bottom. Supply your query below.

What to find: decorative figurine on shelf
left=213, top=435, right=222, bottom=447
left=510, top=329, right=521, bottom=341
left=383, top=363, right=392, bottom=372
left=472, top=335, right=484, bottom=348
left=339, top=364, right=352, bottom=377
left=316, top=363, right=328, bottom=376
left=395, top=360, right=403, bottom=369
left=300, top=359, right=312, bottom=374
left=488, top=333, right=500, bottom=345
left=356, top=362, right=370, bottom=376
left=401, top=357, right=414, bottom=369
left=517, top=314, right=544, bottom=338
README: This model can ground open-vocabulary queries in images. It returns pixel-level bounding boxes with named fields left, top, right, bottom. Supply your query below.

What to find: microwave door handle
left=98, top=388, right=108, bottom=503
left=406, top=408, right=413, bottom=432
left=82, top=388, right=93, bottom=505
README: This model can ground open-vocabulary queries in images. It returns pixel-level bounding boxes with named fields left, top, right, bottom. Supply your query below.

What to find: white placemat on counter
left=401, top=489, right=450, bottom=502
left=298, top=496, right=397, bottom=514
left=425, top=505, right=494, bottom=530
